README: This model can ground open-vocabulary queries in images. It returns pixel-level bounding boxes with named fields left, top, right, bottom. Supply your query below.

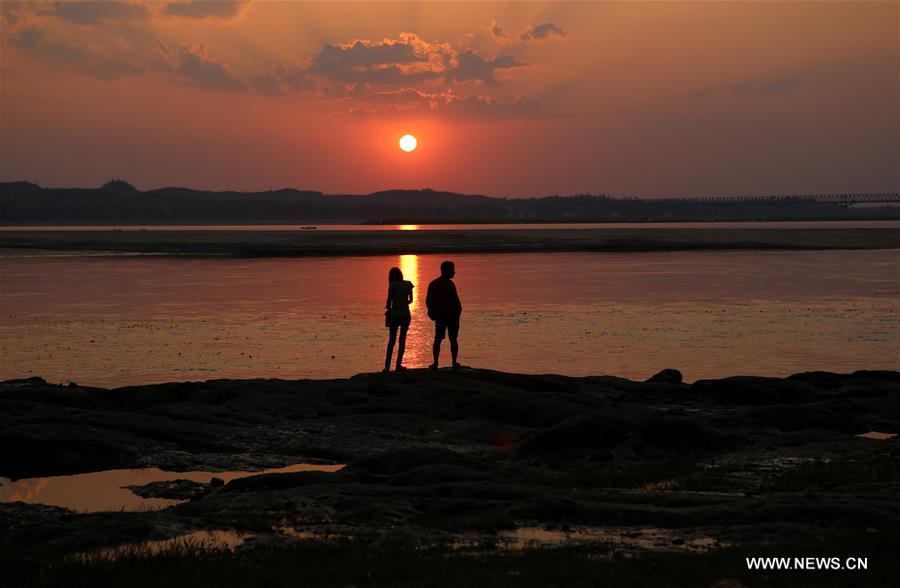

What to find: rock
left=224, top=470, right=337, bottom=491
left=646, top=369, right=683, bottom=385
left=516, top=411, right=635, bottom=458
left=388, top=464, right=492, bottom=486
left=0, top=376, right=47, bottom=386
left=124, top=479, right=208, bottom=500
left=743, top=404, right=862, bottom=433
left=2, top=367, right=900, bottom=578
left=0, top=427, right=139, bottom=479
left=788, top=370, right=900, bottom=386
left=691, top=376, right=816, bottom=405
left=350, top=447, right=480, bottom=476
left=635, top=416, right=732, bottom=454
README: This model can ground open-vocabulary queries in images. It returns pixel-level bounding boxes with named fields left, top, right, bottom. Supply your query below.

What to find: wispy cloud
left=341, top=88, right=554, bottom=122
left=9, top=25, right=144, bottom=80
left=163, top=1, right=250, bottom=20
left=154, top=40, right=248, bottom=93
left=488, top=20, right=567, bottom=45
left=42, top=1, right=150, bottom=25
left=519, top=22, right=566, bottom=42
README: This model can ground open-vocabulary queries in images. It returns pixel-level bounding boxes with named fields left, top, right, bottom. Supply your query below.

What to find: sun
left=399, top=134, right=417, bottom=152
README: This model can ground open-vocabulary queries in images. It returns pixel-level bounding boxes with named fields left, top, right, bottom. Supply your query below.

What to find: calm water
left=1, top=249, right=898, bottom=386
left=0, top=463, right=344, bottom=512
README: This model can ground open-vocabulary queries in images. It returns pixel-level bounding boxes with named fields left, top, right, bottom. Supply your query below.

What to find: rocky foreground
left=2, top=368, right=899, bottom=585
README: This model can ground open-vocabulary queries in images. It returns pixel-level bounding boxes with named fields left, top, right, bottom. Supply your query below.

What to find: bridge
left=647, top=193, right=900, bottom=208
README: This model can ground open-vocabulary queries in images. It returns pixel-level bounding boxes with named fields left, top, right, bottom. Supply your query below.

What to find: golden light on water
left=396, top=253, right=427, bottom=367
left=399, top=225, right=420, bottom=231
left=399, top=254, right=420, bottom=310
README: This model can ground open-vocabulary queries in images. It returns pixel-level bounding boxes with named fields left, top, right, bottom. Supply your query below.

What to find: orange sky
left=1, top=1, right=897, bottom=197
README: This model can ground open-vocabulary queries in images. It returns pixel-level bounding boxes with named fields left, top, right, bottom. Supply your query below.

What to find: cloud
left=256, top=33, right=526, bottom=92
left=451, top=50, right=524, bottom=85
left=305, top=33, right=453, bottom=85
left=519, top=22, right=567, bottom=41
left=154, top=40, right=248, bottom=93
left=163, top=1, right=250, bottom=20
left=7, top=25, right=43, bottom=50
left=342, top=88, right=553, bottom=122
left=1, top=1, right=29, bottom=26
left=4, top=6, right=247, bottom=94
left=9, top=25, right=144, bottom=80
left=250, top=66, right=289, bottom=97
left=442, top=94, right=551, bottom=120
left=487, top=20, right=507, bottom=41
left=488, top=20, right=567, bottom=44
left=4, top=1, right=248, bottom=25
left=250, top=64, right=372, bottom=97
left=41, top=1, right=151, bottom=25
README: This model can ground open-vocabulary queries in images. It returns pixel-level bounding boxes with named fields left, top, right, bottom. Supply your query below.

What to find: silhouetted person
left=384, top=267, right=414, bottom=372
left=425, top=260, right=462, bottom=369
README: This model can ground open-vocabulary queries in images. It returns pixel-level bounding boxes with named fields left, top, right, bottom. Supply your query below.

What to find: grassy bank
left=1, top=227, right=899, bottom=257
left=7, top=529, right=898, bottom=588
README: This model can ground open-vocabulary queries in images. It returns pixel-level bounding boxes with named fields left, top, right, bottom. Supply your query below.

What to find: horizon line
left=2, top=179, right=897, bottom=202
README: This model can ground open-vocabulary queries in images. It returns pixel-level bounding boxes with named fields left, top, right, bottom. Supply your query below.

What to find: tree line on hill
left=0, top=180, right=896, bottom=225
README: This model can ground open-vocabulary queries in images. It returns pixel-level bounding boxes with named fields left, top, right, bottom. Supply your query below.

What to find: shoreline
left=1, top=227, right=899, bottom=257
left=3, top=367, right=898, bottom=478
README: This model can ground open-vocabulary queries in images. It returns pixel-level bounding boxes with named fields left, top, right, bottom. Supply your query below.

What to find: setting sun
left=399, top=134, right=417, bottom=152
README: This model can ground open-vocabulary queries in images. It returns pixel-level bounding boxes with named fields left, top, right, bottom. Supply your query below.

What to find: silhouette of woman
left=384, top=266, right=414, bottom=372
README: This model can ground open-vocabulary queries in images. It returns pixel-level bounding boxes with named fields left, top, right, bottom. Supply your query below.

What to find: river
left=1, top=248, right=897, bottom=386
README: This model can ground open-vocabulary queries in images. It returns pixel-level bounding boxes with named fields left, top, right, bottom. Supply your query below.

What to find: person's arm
left=385, top=283, right=392, bottom=311
left=451, top=281, right=462, bottom=314
left=407, top=282, right=414, bottom=305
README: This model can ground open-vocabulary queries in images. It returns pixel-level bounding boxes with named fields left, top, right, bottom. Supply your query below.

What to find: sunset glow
left=0, top=1, right=895, bottom=196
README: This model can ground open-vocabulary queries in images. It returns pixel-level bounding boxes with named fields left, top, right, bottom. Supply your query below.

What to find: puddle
left=75, top=530, right=250, bottom=561
left=75, top=525, right=349, bottom=562
left=0, top=463, right=344, bottom=512
left=273, top=526, right=351, bottom=542
left=472, top=526, right=728, bottom=553
left=855, top=431, right=897, bottom=440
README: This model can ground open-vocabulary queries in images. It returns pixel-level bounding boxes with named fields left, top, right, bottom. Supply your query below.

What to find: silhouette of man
left=425, top=260, right=463, bottom=369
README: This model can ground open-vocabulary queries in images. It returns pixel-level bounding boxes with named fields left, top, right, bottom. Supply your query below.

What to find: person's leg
left=431, top=321, right=445, bottom=368
left=449, top=322, right=460, bottom=367
left=396, top=317, right=410, bottom=368
left=431, top=340, right=440, bottom=367
left=385, top=322, right=399, bottom=371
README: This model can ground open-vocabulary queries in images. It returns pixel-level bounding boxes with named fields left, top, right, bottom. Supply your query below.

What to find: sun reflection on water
left=399, top=254, right=420, bottom=311
left=394, top=253, right=428, bottom=367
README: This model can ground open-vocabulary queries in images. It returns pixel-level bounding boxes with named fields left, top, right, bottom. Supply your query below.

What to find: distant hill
left=0, top=182, right=896, bottom=224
